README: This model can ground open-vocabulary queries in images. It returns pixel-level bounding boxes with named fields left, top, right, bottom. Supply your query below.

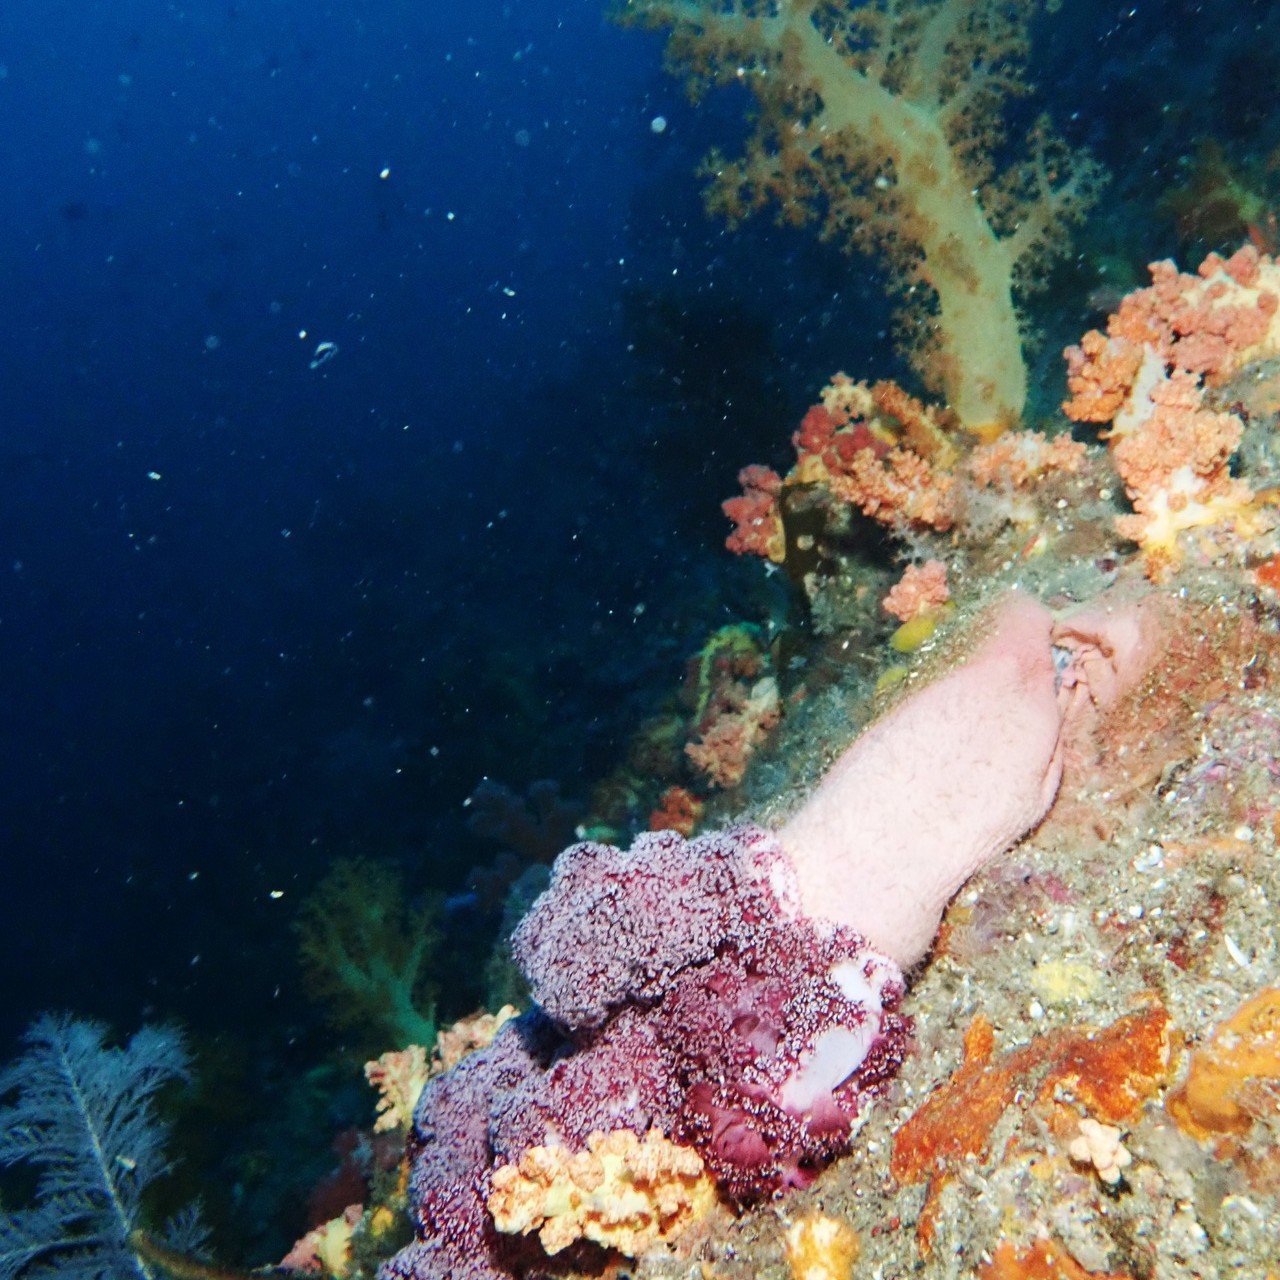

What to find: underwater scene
left=4, top=0, right=1280, bottom=1277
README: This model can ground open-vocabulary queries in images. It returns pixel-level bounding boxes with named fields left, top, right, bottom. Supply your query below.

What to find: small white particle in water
left=269, top=889, right=285, bottom=899
left=309, top=340, right=339, bottom=369
left=650, top=115, right=667, bottom=134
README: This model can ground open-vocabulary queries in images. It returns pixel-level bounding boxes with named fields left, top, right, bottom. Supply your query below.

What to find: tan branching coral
left=1067, top=1117, right=1132, bottom=1185
left=618, top=0, right=1104, bottom=430
left=365, top=1008, right=519, bottom=1133
left=487, top=1129, right=717, bottom=1258
left=432, top=1004, right=518, bottom=1073
left=281, top=1204, right=362, bottom=1277
left=364, top=1045, right=431, bottom=1134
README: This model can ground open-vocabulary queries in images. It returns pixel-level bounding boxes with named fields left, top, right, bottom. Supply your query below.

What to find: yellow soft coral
left=487, top=1129, right=717, bottom=1258
left=784, top=1213, right=861, bottom=1280
left=294, top=859, right=439, bottom=1050
left=364, top=1045, right=431, bottom=1134
left=618, top=0, right=1103, bottom=432
left=365, top=1007, right=519, bottom=1133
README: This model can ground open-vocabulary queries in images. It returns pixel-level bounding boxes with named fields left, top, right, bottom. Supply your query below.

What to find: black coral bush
left=0, top=1014, right=201, bottom=1280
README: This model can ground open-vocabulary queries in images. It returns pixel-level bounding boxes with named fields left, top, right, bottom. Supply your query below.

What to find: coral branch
left=619, top=0, right=1104, bottom=431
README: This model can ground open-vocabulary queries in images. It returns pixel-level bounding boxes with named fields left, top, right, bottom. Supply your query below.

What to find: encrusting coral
left=618, top=0, right=1103, bottom=431
left=1166, top=986, right=1280, bottom=1143
left=783, top=1212, right=860, bottom=1280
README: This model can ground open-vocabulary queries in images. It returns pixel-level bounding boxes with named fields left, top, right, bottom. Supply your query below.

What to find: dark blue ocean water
left=0, top=0, right=774, bottom=1039
left=1, top=0, right=1276, bottom=1257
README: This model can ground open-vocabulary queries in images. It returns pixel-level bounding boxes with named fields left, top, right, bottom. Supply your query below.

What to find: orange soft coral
left=1063, top=245, right=1280, bottom=576
left=684, top=676, right=780, bottom=789
left=648, top=785, right=703, bottom=837
left=829, top=447, right=957, bottom=533
left=967, top=431, right=1088, bottom=490
left=796, top=376, right=960, bottom=533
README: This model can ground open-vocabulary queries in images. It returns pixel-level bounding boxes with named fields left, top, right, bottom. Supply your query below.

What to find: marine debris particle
left=309, top=340, right=339, bottom=369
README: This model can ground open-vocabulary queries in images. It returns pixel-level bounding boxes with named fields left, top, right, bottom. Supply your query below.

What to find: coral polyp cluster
left=1064, top=245, right=1280, bottom=576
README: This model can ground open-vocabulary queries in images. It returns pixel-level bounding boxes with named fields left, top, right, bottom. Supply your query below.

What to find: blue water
left=1, top=0, right=1276, bottom=1259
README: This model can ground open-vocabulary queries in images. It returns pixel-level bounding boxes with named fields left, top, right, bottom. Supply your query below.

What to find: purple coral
left=510, top=824, right=797, bottom=1031
left=385, top=825, right=906, bottom=1280
left=658, top=915, right=906, bottom=1199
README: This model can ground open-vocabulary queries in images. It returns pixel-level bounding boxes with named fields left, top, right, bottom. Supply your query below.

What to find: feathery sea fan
left=0, top=1014, right=203, bottom=1280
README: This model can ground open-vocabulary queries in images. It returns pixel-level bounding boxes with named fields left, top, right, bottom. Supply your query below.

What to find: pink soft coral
left=882, top=561, right=950, bottom=624
left=779, top=594, right=1063, bottom=966
left=722, top=465, right=785, bottom=562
